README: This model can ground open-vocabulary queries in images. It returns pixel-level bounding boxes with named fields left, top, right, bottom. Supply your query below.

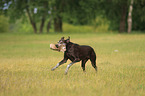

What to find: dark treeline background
left=0, top=0, right=145, bottom=34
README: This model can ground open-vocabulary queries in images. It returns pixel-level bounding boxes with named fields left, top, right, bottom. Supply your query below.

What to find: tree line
left=0, top=0, right=145, bottom=34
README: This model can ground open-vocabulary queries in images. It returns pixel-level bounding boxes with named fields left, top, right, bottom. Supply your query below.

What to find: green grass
left=0, top=33, right=145, bottom=96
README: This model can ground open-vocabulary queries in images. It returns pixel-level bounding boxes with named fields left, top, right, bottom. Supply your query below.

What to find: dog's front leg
left=51, top=63, right=60, bottom=71
left=51, top=59, right=67, bottom=71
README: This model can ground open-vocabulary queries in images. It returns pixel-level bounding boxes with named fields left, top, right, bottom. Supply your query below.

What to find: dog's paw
left=64, top=72, right=68, bottom=75
left=51, top=68, right=55, bottom=71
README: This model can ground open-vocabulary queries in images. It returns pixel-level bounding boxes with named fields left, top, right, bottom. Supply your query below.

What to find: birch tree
left=127, top=0, right=134, bottom=33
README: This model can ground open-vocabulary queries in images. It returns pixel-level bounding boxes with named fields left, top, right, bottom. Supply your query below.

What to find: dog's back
left=77, top=45, right=96, bottom=60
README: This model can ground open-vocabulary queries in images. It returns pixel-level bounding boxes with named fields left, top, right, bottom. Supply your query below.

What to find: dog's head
left=50, top=37, right=70, bottom=52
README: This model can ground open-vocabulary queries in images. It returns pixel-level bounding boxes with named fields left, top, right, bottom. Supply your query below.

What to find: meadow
left=0, top=33, right=145, bottom=96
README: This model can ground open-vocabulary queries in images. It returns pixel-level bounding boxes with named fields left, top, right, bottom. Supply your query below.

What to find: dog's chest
left=66, top=52, right=75, bottom=61
left=66, top=52, right=74, bottom=57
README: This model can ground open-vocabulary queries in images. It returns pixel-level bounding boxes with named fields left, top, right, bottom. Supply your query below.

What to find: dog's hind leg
left=81, top=59, right=88, bottom=72
left=90, top=50, right=97, bottom=72
left=90, top=57, right=97, bottom=72
left=64, top=62, right=77, bottom=75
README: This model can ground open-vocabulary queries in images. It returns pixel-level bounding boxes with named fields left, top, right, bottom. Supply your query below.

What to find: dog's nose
left=55, top=44, right=59, bottom=48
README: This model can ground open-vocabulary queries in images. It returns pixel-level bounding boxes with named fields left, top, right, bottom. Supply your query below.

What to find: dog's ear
left=68, top=36, right=70, bottom=40
left=66, top=36, right=70, bottom=43
left=61, top=37, right=64, bottom=40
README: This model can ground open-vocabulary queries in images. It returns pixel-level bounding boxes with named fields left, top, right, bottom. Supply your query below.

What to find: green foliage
left=63, top=17, right=110, bottom=33
left=3, top=0, right=49, bottom=23
left=94, top=16, right=110, bottom=32
left=62, top=0, right=98, bottom=25
left=0, top=33, right=145, bottom=96
left=101, top=0, right=145, bottom=32
left=101, top=0, right=128, bottom=31
left=63, top=15, right=110, bottom=33
left=10, top=19, right=54, bottom=34
left=0, top=15, right=9, bottom=33
left=1, top=0, right=145, bottom=33
left=8, top=17, right=110, bottom=34
left=12, top=20, right=34, bottom=34
left=63, top=23, right=94, bottom=33
left=133, top=0, right=145, bottom=31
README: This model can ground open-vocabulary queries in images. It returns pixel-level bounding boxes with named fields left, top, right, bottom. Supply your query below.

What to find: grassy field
left=0, top=33, right=145, bottom=96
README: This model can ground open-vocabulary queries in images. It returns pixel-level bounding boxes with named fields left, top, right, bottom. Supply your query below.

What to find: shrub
left=0, top=15, right=9, bottom=33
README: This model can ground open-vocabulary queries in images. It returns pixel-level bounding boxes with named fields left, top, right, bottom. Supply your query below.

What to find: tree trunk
left=47, top=18, right=52, bottom=33
left=39, top=17, right=45, bottom=33
left=54, top=16, right=63, bottom=32
left=32, top=22, right=37, bottom=34
left=119, top=5, right=127, bottom=33
left=26, top=7, right=37, bottom=34
left=39, top=1, right=48, bottom=34
left=127, top=0, right=134, bottom=33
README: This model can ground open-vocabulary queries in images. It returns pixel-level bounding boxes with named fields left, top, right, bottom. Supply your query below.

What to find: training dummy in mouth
left=50, top=43, right=66, bottom=53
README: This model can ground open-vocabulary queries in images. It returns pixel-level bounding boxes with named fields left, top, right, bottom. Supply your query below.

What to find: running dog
left=51, top=37, right=97, bottom=75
